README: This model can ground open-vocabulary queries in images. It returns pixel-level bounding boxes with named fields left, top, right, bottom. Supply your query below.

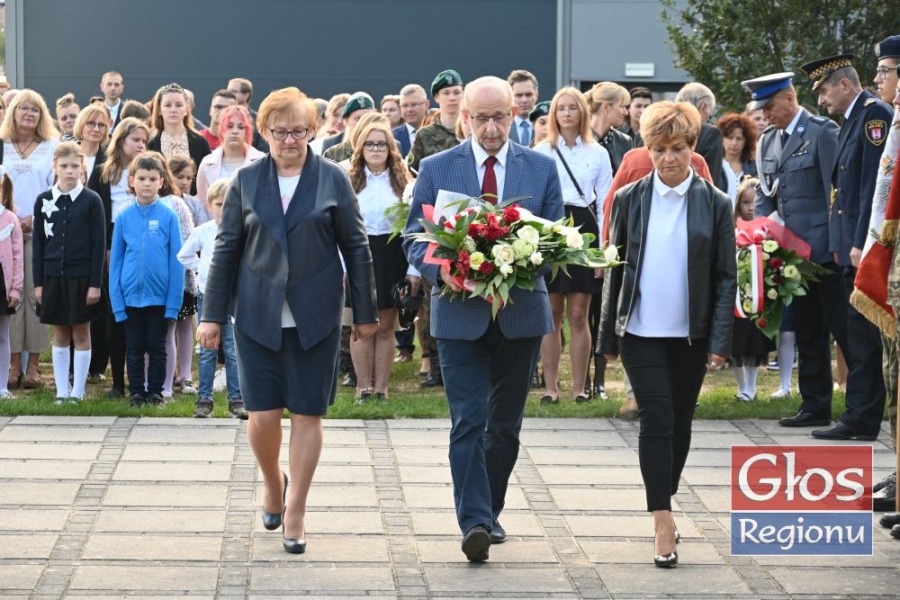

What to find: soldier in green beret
left=407, top=69, right=464, bottom=174
left=323, top=91, right=375, bottom=163
left=529, top=100, right=551, bottom=147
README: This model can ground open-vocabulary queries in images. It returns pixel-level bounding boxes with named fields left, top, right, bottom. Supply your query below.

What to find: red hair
left=217, top=105, right=253, bottom=146
left=716, top=112, right=757, bottom=163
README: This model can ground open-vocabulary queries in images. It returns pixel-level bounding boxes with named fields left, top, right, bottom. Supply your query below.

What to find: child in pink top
left=0, top=166, right=24, bottom=398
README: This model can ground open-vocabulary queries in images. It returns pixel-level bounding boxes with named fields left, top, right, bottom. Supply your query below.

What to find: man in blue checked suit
left=403, top=76, right=564, bottom=562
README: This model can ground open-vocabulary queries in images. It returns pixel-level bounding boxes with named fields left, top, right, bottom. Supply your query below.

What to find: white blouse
left=534, top=136, right=613, bottom=212
left=356, top=168, right=404, bottom=236
left=4, top=139, right=58, bottom=219
left=625, top=170, right=693, bottom=338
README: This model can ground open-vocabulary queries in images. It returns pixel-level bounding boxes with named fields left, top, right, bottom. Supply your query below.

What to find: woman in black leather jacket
left=599, top=101, right=736, bottom=568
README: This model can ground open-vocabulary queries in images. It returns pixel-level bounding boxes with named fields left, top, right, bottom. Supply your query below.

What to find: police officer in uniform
left=798, top=54, right=893, bottom=441
left=743, top=72, right=844, bottom=428
left=407, top=69, right=464, bottom=175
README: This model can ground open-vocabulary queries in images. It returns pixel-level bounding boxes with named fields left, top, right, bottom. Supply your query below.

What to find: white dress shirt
left=357, top=168, right=402, bottom=235
left=471, top=139, right=510, bottom=202
left=533, top=137, right=612, bottom=211
left=406, top=123, right=417, bottom=146
left=625, top=169, right=694, bottom=338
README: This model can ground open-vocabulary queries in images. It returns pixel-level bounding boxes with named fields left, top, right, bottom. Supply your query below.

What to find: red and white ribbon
left=735, top=243, right=764, bottom=319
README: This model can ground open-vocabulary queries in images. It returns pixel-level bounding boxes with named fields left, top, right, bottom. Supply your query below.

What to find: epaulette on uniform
left=864, top=97, right=877, bottom=107
left=808, top=115, right=828, bottom=124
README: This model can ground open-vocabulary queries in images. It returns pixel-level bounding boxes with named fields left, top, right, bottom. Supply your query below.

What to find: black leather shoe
left=283, top=535, right=307, bottom=554
left=811, top=422, right=878, bottom=441
left=129, top=393, right=145, bottom=407
left=539, top=395, right=559, bottom=405
left=490, top=519, right=507, bottom=544
left=874, top=472, right=896, bottom=494
left=892, top=524, right=900, bottom=540
left=262, top=472, right=287, bottom=531
left=654, top=550, right=678, bottom=568
left=575, top=394, right=591, bottom=404
left=872, top=477, right=896, bottom=512
left=107, top=385, right=125, bottom=399
left=779, top=411, right=830, bottom=427
left=879, top=512, right=900, bottom=529
left=461, top=525, right=491, bottom=562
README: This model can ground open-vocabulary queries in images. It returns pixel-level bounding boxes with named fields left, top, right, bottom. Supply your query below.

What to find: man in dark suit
left=744, top=72, right=844, bottom=428
left=676, top=82, right=724, bottom=189
left=797, top=54, right=893, bottom=441
left=507, top=70, right=539, bottom=146
left=391, top=84, right=429, bottom=158
left=100, top=71, right=126, bottom=129
left=403, top=76, right=564, bottom=562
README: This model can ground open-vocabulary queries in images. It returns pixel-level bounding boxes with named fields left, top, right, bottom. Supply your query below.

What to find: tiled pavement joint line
left=611, top=418, right=789, bottom=598
left=519, top=445, right=610, bottom=599
left=30, top=417, right=138, bottom=600
left=368, top=420, right=429, bottom=599
left=219, top=421, right=251, bottom=598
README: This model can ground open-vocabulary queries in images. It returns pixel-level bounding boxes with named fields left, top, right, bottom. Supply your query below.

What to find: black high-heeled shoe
left=282, top=507, right=306, bottom=554
left=262, top=472, right=287, bottom=531
left=654, top=531, right=678, bottom=568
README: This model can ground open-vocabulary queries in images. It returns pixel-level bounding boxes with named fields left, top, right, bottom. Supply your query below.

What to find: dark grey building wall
left=21, top=0, right=557, bottom=115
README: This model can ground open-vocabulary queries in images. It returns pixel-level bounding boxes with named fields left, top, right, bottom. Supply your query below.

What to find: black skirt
left=235, top=325, right=340, bottom=416
left=731, top=317, right=775, bottom=367
left=0, top=262, right=16, bottom=315
left=369, top=234, right=408, bottom=310
left=547, top=205, right=603, bottom=294
left=177, top=291, right=197, bottom=321
left=39, top=275, right=104, bottom=326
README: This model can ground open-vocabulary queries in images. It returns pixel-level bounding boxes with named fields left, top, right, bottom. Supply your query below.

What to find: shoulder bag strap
left=552, top=144, right=598, bottom=224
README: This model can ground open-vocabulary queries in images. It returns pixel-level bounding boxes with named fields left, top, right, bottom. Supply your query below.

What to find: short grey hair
left=675, top=82, right=716, bottom=113
left=400, top=84, right=427, bottom=98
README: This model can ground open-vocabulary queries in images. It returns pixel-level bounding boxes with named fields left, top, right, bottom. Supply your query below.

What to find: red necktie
left=482, top=156, right=498, bottom=204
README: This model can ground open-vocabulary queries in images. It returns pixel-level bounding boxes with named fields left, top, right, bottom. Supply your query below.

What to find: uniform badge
left=866, top=119, right=887, bottom=146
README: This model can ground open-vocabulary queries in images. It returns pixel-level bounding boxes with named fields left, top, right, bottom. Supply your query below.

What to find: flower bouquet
left=408, top=194, right=622, bottom=317
left=735, top=217, right=830, bottom=337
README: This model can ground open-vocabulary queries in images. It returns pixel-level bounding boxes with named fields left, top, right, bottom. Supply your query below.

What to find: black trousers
left=792, top=262, right=848, bottom=419
left=839, top=266, right=886, bottom=435
left=123, top=306, right=167, bottom=397
left=620, top=334, right=707, bottom=512
left=108, top=315, right=126, bottom=389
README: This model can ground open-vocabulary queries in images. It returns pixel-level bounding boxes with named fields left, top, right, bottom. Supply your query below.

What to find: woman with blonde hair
left=533, top=87, right=612, bottom=405
left=586, top=82, right=632, bottom=174
left=55, top=93, right=80, bottom=141
left=0, top=89, right=60, bottom=389
left=147, top=83, right=210, bottom=194
left=74, top=103, right=111, bottom=175
left=347, top=119, right=414, bottom=402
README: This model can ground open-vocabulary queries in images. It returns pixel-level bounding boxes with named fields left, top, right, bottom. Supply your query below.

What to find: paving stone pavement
left=0, top=415, right=897, bottom=599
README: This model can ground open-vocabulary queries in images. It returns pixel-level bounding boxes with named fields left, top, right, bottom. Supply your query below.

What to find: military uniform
left=323, top=139, right=353, bottom=163
left=799, top=54, right=893, bottom=440
left=743, top=72, right=845, bottom=425
left=407, top=121, right=459, bottom=174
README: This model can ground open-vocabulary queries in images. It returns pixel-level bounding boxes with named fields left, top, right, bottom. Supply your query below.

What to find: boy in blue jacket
left=109, top=152, right=184, bottom=406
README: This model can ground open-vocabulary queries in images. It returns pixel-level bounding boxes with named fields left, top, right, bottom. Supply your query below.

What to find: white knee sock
left=52, top=346, right=70, bottom=398
left=70, top=349, right=92, bottom=399
left=744, top=365, right=759, bottom=399
left=778, top=331, right=796, bottom=392
left=732, top=365, right=746, bottom=396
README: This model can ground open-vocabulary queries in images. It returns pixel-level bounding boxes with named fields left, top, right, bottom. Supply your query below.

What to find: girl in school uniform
left=0, top=166, right=24, bottom=399
left=33, top=142, right=106, bottom=402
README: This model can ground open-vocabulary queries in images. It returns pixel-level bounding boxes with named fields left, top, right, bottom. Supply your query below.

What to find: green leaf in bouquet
left=759, top=311, right=782, bottom=338
left=384, top=202, right=411, bottom=242
left=496, top=195, right=533, bottom=208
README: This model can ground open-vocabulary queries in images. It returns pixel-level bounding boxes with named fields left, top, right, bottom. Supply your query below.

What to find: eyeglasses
left=85, top=121, right=106, bottom=130
left=875, top=66, right=896, bottom=77
left=16, top=106, right=40, bottom=114
left=269, top=128, right=309, bottom=141
left=555, top=106, right=581, bottom=114
left=363, top=141, right=389, bottom=151
left=468, top=112, right=512, bottom=126
left=399, top=101, right=426, bottom=110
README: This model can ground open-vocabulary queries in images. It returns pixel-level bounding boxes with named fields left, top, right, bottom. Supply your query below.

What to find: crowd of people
left=0, top=33, right=898, bottom=562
